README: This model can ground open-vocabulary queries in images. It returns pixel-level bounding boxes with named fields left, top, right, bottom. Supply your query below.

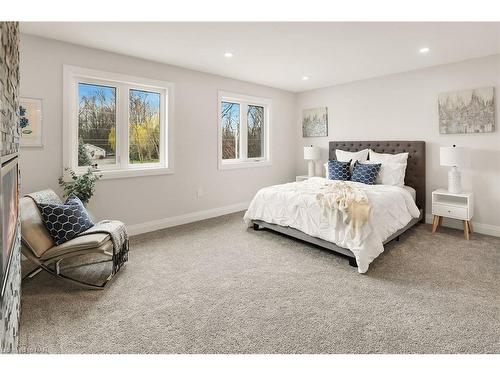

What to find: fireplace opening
left=1, top=153, right=19, bottom=297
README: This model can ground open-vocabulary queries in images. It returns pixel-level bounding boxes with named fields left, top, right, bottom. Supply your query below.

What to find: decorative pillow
left=368, top=150, right=408, bottom=186
left=38, top=195, right=94, bottom=245
left=351, top=161, right=381, bottom=185
left=327, top=159, right=351, bottom=181
left=336, top=149, right=369, bottom=166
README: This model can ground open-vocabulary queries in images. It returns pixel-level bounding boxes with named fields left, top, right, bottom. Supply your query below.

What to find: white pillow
left=367, top=161, right=407, bottom=186
left=368, top=150, right=409, bottom=187
left=335, top=149, right=369, bottom=165
left=369, top=150, right=409, bottom=164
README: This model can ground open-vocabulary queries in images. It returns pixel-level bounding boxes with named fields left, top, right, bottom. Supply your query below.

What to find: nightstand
left=432, top=189, right=474, bottom=240
left=296, top=175, right=312, bottom=182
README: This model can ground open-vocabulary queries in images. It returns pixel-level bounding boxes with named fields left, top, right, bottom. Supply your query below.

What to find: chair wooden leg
left=463, top=220, right=470, bottom=240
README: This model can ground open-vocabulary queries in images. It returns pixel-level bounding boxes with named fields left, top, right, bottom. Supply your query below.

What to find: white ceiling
left=20, top=22, right=500, bottom=92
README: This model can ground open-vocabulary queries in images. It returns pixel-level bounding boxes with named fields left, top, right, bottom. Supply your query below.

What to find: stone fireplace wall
left=0, top=21, right=21, bottom=354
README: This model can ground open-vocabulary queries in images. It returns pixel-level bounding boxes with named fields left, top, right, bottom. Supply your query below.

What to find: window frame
left=63, top=65, right=174, bottom=180
left=217, top=90, right=271, bottom=170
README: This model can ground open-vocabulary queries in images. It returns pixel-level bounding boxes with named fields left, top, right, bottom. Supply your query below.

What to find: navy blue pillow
left=38, top=195, right=94, bottom=245
left=327, top=159, right=351, bottom=181
left=351, top=161, right=381, bottom=185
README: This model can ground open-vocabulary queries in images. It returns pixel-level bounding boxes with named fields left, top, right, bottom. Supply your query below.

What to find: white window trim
left=63, top=65, right=175, bottom=180
left=217, top=90, right=271, bottom=170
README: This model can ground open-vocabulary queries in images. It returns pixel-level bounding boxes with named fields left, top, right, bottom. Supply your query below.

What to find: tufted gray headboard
left=329, top=141, right=426, bottom=218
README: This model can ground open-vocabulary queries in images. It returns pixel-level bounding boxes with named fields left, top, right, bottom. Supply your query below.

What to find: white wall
left=296, top=55, right=500, bottom=235
left=19, top=35, right=297, bottom=232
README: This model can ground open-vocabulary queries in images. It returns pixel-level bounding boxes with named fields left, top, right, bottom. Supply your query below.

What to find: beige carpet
left=19, top=212, right=499, bottom=354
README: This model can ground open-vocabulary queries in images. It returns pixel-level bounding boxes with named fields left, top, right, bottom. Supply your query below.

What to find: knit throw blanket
left=316, top=181, right=371, bottom=239
left=27, top=190, right=129, bottom=276
left=80, top=221, right=129, bottom=275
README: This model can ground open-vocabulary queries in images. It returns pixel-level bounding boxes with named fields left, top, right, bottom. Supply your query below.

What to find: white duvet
left=243, top=177, right=420, bottom=273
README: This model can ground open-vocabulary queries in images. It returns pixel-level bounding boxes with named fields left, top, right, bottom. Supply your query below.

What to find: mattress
left=244, top=177, right=421, bottom=273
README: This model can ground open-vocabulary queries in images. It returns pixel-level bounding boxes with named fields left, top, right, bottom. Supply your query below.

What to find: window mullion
left=263, top=105, right=268, bottom=160
left=72, top=77, right=79, bottom=170
left=118, top=84, right=129, bottom=169
left=160, top=90, right=167, bottom=167
left=241, top=103, right=248, bottom=160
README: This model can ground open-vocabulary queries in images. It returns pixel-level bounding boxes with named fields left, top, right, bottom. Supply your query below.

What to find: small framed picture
left=20, top=97, right=43, bottom=147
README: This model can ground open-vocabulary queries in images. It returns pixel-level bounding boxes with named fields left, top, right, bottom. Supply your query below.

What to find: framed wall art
left=302, top=107, right=328, bottom=137
left=438, top=87, right=495, bottom=134
left=19, top=97, right=43, bottom=147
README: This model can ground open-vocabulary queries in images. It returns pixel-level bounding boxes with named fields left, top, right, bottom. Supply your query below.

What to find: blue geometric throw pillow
left=38, top=195, right=94, bottom=245
left=351, top=161, right=381, bottom=185
left=327, top=159, right=351, bottom=181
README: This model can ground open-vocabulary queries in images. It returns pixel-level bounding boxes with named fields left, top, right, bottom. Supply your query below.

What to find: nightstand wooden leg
left=468, top=220, right=473, bottom=233
left=463, top=221, right=470, bottom=240
left=432, top=215, right=439, bottom=233
left=438, top=216, right=443, bottom=227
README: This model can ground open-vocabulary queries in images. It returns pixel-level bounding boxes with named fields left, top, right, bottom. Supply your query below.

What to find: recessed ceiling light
left=419, top=47, right=430, bottom=54
left=224, top=52, right=233, bottom=58
left=302, top=76, right=309, bottom=81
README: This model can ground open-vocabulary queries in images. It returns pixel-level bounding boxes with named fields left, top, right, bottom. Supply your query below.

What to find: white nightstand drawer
left=432, top=204, right=468, bottom=220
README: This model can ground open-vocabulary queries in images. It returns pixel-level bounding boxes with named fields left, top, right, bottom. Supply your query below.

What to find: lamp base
left=448, top=166, right=462, bottom=194
left=307, top=160, right=315, bottom=177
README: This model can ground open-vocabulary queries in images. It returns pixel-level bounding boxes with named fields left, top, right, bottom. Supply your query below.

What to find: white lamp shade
left=304, top=146, right=320, bottom=160
left=440, top=146, right=470, bottom=168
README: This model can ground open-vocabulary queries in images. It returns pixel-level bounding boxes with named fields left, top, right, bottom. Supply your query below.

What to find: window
left=218, top=91, right=271, bottom=169
left=129, top=89, right=161, bottom=165
left=247, top=105, right=265, bottom=158
left=78, top=83, right=117, bottom=167
left=221, top=101, right=240, bottom=160
left=64, top=65, right=174, bottom=179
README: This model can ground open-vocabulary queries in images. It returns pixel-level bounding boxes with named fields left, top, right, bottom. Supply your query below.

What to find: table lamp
left=304, top=145, right=320, bottom=177
left=440, top=145, right=471, bottom=194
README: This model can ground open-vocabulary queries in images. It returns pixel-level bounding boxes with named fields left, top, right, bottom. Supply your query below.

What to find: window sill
left=219, top=160, right=272, bottom=170
left=70, top=166, right=174, bottom=180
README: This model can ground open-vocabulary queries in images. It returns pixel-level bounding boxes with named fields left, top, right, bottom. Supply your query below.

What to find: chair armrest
left=41, top=233, right=111, bottom=260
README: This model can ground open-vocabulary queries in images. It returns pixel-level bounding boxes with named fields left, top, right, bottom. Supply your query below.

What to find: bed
left=244, top=141, right=426, bottom=273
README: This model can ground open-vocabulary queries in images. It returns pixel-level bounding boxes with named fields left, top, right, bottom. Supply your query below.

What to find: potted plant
left=58, top=168, right=102, bottom=205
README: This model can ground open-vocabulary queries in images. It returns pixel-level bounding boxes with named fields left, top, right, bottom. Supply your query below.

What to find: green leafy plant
left=58, top=168, right=102, bottom=205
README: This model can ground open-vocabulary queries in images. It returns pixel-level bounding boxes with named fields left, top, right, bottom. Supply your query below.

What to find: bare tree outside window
left=247, top=105, right=264, bottom=158
left=221, top=101, right=240, bottom=159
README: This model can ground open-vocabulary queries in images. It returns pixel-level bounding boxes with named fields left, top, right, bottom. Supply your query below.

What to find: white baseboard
left=425, top=214, right=500, bottom=237
left=127, top=201, right=251, bottom=236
